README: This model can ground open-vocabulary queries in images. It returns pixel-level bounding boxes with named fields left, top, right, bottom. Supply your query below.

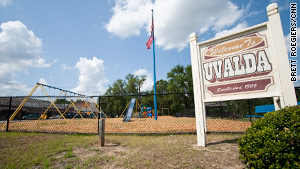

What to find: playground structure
left=2, top=83, right=108, bottom=128
left=141, top=106, right=153, bottom=118
left=120, top=98, right=153, bottom=122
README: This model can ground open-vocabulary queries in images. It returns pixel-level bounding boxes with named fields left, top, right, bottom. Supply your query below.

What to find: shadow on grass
left=207, top=138, right=239, bottom=146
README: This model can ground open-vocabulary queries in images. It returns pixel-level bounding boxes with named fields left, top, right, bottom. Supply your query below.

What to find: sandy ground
left=1, top=116, right=251, bottom=134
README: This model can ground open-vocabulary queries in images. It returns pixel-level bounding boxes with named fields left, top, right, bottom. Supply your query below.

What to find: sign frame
left=189, top=3, right=297, bottom=147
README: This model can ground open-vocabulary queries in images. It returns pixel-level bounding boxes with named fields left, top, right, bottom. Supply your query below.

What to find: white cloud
left=72, top=57, right=108, bottom=95
left=0, top=0, right=12, bottom=6
left=0, top=21, right=50, bottom=95
left=106, top=0, right=244, bottom=50
left=39, top=78, right=47, bottom=85
left=0, top=80, right=29, bottom=96
left=61, top=64, right=74, bottom=70
left=214, top=21, right=248, bottom=38
left=105, top=0, right=153, bottom=38
left=285, top=27, right=300, bottom=52
left=133, top=68, right=153, bottom=92
left=0, top=21, right=48, bottom=71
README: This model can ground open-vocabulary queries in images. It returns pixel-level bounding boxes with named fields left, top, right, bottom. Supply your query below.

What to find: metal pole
left=98, top=96, right=101, bottom=134
left=97, top=96, right=105, bottom=147
left=6, top=97, right=12, bottom=132
left=152, top=9, right=158, bottom=120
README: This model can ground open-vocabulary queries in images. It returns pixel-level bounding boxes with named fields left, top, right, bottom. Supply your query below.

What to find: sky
left=0, top=0, right=299, bottom=96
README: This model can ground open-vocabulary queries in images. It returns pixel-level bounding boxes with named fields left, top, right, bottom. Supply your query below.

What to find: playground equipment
left=121, top=98, right=155, bottom=122
left=4, top=83, right=107, bottom=125
left=123, top=98, right=136, bottom=122
left=141, top=106, right=153, bottom=117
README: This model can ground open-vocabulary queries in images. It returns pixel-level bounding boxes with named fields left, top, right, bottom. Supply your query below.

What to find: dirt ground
left=0, top=132, right=246, bottom=169
left=1, top=116, right=251, bottom=134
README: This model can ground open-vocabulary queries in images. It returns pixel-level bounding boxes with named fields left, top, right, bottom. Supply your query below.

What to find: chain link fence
left=1, top=87, right=299, bottom=134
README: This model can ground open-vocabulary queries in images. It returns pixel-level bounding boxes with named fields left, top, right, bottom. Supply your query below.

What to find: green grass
left=0, top=132, right=95, bottom=169
left=64, top=147, right=75, bottom=158
left=0, top=132, right=244, bottom=169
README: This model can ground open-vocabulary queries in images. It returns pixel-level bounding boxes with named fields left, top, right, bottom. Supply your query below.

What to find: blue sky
left=0, top=0, right=299, bottom=96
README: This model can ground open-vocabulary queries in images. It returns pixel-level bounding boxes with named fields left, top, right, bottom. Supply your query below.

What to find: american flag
left=146, top=14, right=154, bottom=49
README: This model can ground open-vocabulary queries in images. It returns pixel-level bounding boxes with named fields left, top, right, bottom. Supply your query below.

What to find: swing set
left=7, top=83, right=108, bottom=124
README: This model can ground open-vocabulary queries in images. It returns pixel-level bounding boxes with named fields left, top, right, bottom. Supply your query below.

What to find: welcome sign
left=201, top=31, right=274, bottom=100
left=189, top=3, right=297, bottom=146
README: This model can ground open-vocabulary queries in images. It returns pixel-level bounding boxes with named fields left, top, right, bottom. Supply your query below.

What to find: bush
left=238, top=105, right=300, bottom=168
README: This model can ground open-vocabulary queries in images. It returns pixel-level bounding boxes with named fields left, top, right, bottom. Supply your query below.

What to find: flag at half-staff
left=146, top=9, right=158, bottom=120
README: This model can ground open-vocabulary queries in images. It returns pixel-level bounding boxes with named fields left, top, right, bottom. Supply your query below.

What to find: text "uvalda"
left=203, top=50, right=272, bottom=81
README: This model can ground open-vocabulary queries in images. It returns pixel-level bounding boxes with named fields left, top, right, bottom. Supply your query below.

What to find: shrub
left=238, top=105, right=300, bottom=168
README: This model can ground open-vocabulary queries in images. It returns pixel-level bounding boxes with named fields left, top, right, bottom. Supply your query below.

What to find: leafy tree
left=136, top=75, right=146, bottom=94
left=166, top=64, right=194, bottom=115
left=106, top=79, right=126, bottom=96
left=156, top=79, right=169, bottom=94
left=125, top=74, right=138, bottom=95
left=101, top=79, right=127, bottom=117
left=125, top=74, right=146, bottom=94
left=75, top=99, right=85, bottom=103
left=155, top=80, right=172, bottom=115
left=101, top=74, right=146, bottom=117
left=55, top=99, right=71, bottom=104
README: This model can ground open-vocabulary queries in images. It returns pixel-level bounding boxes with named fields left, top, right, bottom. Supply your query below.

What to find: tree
left=155, top=80, right=172, bottom=115
left=102, top=79, right=127, bottom=117
left=136, top=75, right=146, bottom=94
left=55, top=99, right=71, bottom=104
left=106, top=79, right=126, bottom=96
left=166, top=65, right=194, bottom=115
left=101, top=74, right=147, bottom=117
left=125, top=74, right=146, bottom=94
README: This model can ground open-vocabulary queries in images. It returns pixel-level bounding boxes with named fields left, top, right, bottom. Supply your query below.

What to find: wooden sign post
left=99, top=118, right=105, bottom=147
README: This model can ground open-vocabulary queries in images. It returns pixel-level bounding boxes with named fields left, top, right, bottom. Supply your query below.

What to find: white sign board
left=189, top=3, right=297, bottom=146
left=201, top=28, right=277, bottom=101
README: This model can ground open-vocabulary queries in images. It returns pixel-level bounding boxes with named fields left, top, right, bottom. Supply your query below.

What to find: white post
left=267, top=3, right=297, bottom=109
left=189, top=33, right=207, bottom=147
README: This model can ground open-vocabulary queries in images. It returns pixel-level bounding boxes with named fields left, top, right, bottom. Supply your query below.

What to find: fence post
left=98, top=96, right=105, bottom=147
left=6, top=96, right=12, bottom=132
left=99, top=118, right=105, bottom=147
left=98, top=96, right=101, bottom=134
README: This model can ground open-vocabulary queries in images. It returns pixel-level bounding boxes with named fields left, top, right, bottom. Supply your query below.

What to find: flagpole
left=152, top=9, right=158, bottom=120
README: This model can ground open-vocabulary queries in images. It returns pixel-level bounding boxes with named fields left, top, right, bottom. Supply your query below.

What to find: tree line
left=101, top=65, right=194, bottom=117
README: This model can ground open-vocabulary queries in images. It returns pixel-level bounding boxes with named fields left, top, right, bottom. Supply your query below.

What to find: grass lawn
left=0, top=132, right=245, bottom=169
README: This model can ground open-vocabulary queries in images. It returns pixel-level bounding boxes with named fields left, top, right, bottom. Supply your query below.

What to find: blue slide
left=123, top=98, right=136, bottom=122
